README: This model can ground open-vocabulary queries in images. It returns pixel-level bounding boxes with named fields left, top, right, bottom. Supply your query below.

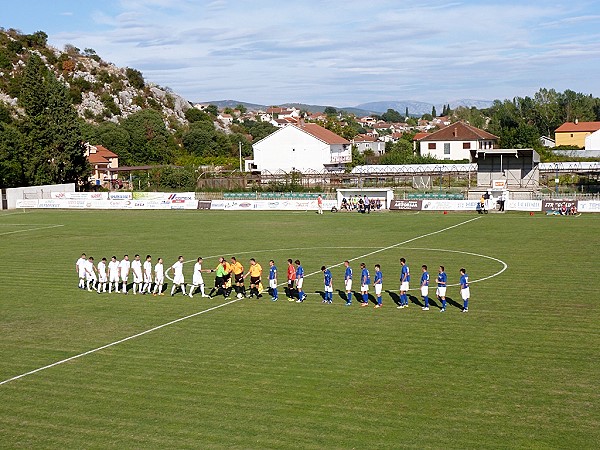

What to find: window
left=444, top=143, right=450, bottom=154
left=428, top=143, right=436, bottom=150
left=463, top=142, right=471, bottom=149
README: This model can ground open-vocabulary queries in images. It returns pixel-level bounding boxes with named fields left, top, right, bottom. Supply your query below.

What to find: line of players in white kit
left=75, top=253, right=209, bottom=297
left=76, top=253, right=471, bottom=312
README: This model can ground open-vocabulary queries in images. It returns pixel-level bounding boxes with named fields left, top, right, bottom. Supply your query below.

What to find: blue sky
left=4, top=0, right=600, bottom=106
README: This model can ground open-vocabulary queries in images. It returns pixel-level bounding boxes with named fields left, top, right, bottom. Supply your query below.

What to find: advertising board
left=389, top=200, right=422, bottom=211
left=505, top=200, right=542, bottom=212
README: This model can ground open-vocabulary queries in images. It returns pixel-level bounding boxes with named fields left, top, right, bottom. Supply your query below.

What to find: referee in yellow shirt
left=243, top=258, right=263, bottom=298
left=230, top=256, right=245, bottom=298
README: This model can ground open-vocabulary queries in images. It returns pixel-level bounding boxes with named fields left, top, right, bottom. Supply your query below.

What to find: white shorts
left=98, top=273, right=107, bottom=283
left=325, top=285, right=333, bottom=293
left=296, top=278, right=304, bottom=289
left=133, top=273, right=142, bottom=283
left=361, top=284, right=369, bottom=292
left=400, top=282, right=409, bottom=292
left=86, top=273, right=97, bottom=282
left=193, top=274, right=204, bottom=286
left=345, top=279, right=352, bottom=291
left=436, top=286, right=447, bottom=297
left=155, top=276, right=164, bottom=285
left=173, top=274, right=185, bottom=285
left=109, top=272, right=119, bottom=283
left=78, top=269, right=87, bottom=279
left=144, top=273, right=152, bottom=283
left=120, top=273, right=128, bottom=282
left=375, top=284, right=382, bottom=296
left=421, top=286, right=429, bottom=297
left=461, top=287, right=470, bottom=300
left=269, top=279, right=277, bottom=289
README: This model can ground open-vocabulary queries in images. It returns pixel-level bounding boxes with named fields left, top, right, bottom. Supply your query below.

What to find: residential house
left=554, top=121, right=600, bottom=147
left=351, top=134, right=386, bottom=156
left=418, top=122, right=498, bottom=161
left=85, top=143, right=119, bottom=185
left=248, top=123, right=351, bottom=173
left=217, top=113, right=233, bottom=125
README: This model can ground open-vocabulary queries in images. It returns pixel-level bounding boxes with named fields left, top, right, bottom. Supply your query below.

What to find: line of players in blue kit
left=286, top=258, right=470, bottom=312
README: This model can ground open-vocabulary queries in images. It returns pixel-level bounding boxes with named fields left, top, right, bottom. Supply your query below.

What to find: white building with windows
left=418, top=122, right=498, bottom=161
left=247, top=123, right=352, bottom=173
left=351, top=134, right=386, bottom=156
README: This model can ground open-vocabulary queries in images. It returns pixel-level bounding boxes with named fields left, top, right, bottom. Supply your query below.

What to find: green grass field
left=0, top=209, right=598, bottom=449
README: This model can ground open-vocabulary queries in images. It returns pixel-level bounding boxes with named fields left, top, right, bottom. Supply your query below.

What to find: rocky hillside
left=0, top=28, right=191, bottom=129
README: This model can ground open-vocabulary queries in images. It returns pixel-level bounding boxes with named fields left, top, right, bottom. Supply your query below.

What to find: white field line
left=0, top=224, right=64, bottom=236
left=0, top=211, right=31, bottom=218
left=400, top=247, right=507, bottom=289
left=0, top=299, right=241, bottom=387
left=0, top=216, right=480, bottom=387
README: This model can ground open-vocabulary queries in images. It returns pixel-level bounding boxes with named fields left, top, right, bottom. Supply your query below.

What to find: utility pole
left=239, top=141, right=243, bottom=172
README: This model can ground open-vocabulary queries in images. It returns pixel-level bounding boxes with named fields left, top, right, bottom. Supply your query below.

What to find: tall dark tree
left=18, top=54, right=89, bottom=186
left=432, top=105, right=437, bottom=117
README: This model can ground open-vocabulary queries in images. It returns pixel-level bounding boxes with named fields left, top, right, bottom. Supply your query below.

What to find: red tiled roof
left=419, top=122, right=498, bottom=141
left=413, top=132, right=429, bottom=141
left=353, top=134, right=378, bottom=142
left=296, top=123, right=350, bottom=145
left=555, top=121, right=600, bottom=133
left=94, top=145, right=118, bottom=158
left=88, top=153, right=109, bottom=165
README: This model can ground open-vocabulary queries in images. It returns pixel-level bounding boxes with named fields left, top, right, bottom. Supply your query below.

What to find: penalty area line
left=0, top=298, right=241, bottom=387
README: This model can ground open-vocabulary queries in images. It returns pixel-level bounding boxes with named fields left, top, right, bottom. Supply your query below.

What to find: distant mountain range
left=203, top=99, right=495, bottom=117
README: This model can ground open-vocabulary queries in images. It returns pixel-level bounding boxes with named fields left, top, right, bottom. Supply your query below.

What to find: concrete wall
left=477, top=155, right=539, bottom=188
left=2, top=183, right=75, bottom=209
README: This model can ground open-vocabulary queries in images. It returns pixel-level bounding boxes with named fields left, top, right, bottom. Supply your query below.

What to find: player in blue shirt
left=437, top=266, right=447, bottom=312
left=460, top=268, right=470, bottom=312
left=373, top=264, right=383, bottom=308
left=421, top=265, right=430, bottom=311
left=397, top=257, right=410, bottom=309
left=295, top=259, right=305, bottom=302
left=321, top=266, right=333, bottom=303
left=344, top=260, right=353, bottom=306
left=360, top=262, right=370, bottom=306
left=268, top=260, right=278, bottom=302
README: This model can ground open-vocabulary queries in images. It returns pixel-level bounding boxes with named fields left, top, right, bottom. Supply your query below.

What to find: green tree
left=381, top=108, right=402, bottom=123
left=121, top=109, right=175, bottom=164
left=18, top=54, right=89, bottom=185
left=185, top=107, right=213, bottom=123
left=324, top=106, right=338, bottom=116
left=432, top=105, right=437, bottom=117
left=0, top=123, right=25, bottom=187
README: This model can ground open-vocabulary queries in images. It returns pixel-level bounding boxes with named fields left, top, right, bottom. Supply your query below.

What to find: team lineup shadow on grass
left=445, top=296, right=462, bottom=310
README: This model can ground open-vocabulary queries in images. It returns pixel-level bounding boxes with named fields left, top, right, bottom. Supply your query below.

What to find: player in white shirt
left=142, top=255, right=153, bottom=294
left=131, top=254, right=143, bottom=295
left=76, top=253, right=87, bottom=289
left=85, top=256, right=98, bottom=291
left=153, top=258, right=165, bottom=296
left=168, top=255, right=186, bottom=296
left=96, top=257, right=108, bottom=293
left=119, top=255, right=130, bottom=294
left=189, top=257, right=210, bottom=298
left=108, top=256, right=120, bottom=293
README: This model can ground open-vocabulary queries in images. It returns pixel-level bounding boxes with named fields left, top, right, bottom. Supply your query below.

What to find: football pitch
left=0, top=209, right=598, bottom=449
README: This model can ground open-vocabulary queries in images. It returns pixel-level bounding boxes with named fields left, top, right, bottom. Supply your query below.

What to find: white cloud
left=46, top=0, right=600, bottom=105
